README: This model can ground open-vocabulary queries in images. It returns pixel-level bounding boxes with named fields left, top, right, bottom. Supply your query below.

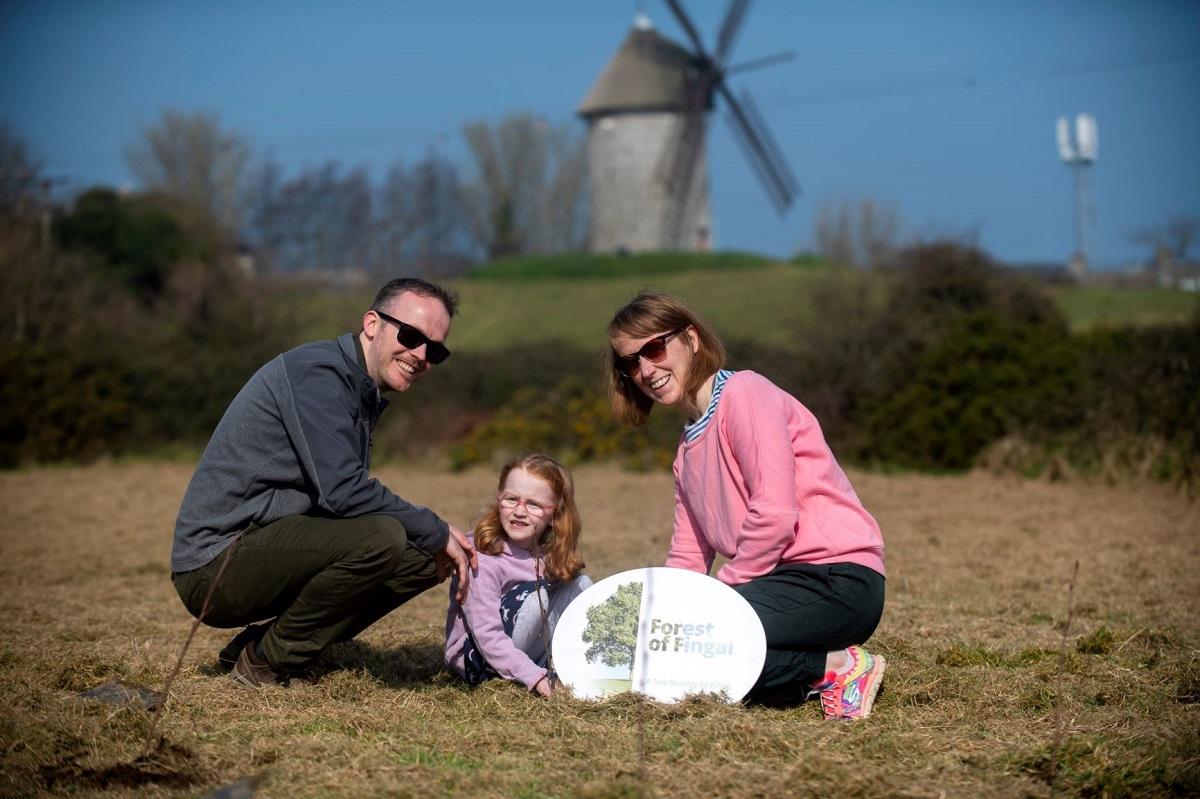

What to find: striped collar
left=683, top=369, right=734, bottom=443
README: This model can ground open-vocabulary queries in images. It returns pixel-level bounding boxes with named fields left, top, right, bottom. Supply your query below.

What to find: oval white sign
left=551, top=567, right=767, bottom=703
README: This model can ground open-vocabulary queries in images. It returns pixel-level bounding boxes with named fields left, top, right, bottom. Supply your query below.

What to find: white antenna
left=1056, top=113, right=1098, bottom=278
left=1056, top=117, right=1074, bottom=161
left=1075, top=113, right=1098, bottom=162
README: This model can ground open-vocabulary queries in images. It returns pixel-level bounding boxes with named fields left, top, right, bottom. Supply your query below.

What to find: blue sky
left=2, top=0, right=1198, bottom=267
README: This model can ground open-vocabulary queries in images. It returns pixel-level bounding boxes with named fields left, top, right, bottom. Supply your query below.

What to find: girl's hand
left=533, top=675, right=554, bottom=698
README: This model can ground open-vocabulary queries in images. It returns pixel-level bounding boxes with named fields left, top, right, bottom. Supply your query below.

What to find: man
left=171, top=277, right=475, bottom=688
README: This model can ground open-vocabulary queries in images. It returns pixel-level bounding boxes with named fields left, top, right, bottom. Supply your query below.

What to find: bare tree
left=0, top=223, right=96, bottom=345
left=1131, top=214, right=1199, bottom=286
left=125, top=110, right=252, bottom=233
left=1131, top=215, right=1199, bottom=261
left=814, top=197, right=854, bottom=267
left=534, top=125, right=589, bottom=254
left=0, top=127, right=76, bottom=343
left=461, top=112, right=587, bottom=260
left=250, top=161, right=372, bottom=273
left=249, top=152, right=475, bottom=277
left=462, top=113, right=544, bottom=259
left=244, top=157, right=285, bottom=269
left=814, top=195, right=903, bottom=269
left=407, top=150, right=476, bottom=276
left=857, top=197, right=902, bottom=270
left=1164, top=216, right=1199, bottom=260
left=314, top=164, right=372, bottom=271
left=374, top=161, right=420, bottom=274
left=0, top=124, right=43, bottom=220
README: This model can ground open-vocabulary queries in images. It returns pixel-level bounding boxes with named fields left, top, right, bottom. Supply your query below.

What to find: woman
left=606, top=291, right=887, bottom=719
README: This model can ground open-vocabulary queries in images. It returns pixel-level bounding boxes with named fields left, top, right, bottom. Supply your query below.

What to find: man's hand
left=451, top=525, right=478, bottom=570
left=436, top=525, right=477, bottom=603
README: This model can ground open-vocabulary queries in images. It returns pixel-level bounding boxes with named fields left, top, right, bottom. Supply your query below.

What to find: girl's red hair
left=474, top=453, right=585, bottom=583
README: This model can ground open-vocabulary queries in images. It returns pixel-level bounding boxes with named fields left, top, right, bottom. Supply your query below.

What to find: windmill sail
left=577, top=1, right=798, bottom=253
left=714, top=0, right=751, bottom=65
left=722, top=87, right=799, bottom=214
left=662, top=0, right=799, bottom=216
left=659, top=108, right=708, bottom=249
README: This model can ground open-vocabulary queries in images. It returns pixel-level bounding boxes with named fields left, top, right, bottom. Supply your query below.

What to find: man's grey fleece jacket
left=171, top=333, right=449, bottom=573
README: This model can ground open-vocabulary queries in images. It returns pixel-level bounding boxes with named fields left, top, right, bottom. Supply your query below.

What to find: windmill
left=577, top=0, right=799, bottom=253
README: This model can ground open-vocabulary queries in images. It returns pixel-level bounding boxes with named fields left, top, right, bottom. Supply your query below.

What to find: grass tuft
left=1075, top=624, right=1116, bottom=654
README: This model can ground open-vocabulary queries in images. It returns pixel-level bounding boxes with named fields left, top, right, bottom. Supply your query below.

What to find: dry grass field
left=0, top=462, right=1197, bottom=798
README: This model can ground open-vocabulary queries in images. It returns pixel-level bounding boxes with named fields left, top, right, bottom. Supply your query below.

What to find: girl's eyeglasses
left=374, top=310, right=451, bottom=364
left=498, top=493, right=554, bottom=517
left=613, top=328, right=684, bottom=377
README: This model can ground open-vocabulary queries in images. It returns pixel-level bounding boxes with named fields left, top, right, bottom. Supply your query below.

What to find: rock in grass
left=201, top=775, right=260, bottom=798
left=77, top=680, right=163, bottom=711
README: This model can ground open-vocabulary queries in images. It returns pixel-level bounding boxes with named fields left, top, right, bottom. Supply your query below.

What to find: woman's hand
left=532, top=675, right=554, bottom=698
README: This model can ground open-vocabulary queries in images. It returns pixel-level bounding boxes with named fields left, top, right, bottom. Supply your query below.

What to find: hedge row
left=447, top=245, right=1200, bottom=489
left=2, top=243, right=1196, bottom=491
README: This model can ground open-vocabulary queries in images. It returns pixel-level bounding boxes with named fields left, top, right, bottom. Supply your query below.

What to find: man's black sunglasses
left=374, top=310, right=451, bottom=364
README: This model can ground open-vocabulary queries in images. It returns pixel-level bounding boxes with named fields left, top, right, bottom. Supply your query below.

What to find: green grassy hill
left=287, top=253, right=1197, bottom=354
left=1048, top=285, right=1199, bottom=331
left=453, top=260, right=838, bottom=352
left=285, top=253, right=833, bottom=351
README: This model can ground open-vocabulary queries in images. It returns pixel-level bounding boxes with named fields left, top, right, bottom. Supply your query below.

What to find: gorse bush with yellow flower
left=446, top=377, right=678, bottom=471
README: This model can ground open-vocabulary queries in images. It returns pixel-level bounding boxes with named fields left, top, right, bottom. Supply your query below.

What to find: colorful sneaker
left=813, top=646, right=886, bottom=720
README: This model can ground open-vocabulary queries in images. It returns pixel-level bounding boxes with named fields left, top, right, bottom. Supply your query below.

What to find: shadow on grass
left=190, top=629, right=447, bottom=690
left=39, top=740, right=206, bottom=793
left=318, top=639, right=446, bottom=689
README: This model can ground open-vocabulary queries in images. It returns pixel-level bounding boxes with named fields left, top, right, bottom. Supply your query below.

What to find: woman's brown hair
left=473, top=453, right=585, bottom=583
left=606, top=291, right=726, bottom=427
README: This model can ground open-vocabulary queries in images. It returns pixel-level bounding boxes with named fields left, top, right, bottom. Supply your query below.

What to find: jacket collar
left=339, top=332, right=388, bottom=416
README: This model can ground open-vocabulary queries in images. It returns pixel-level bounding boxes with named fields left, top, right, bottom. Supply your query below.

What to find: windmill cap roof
left=577, top=26, right=709, bottom=116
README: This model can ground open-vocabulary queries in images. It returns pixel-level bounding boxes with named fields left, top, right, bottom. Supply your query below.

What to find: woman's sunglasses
left=374, top=310, right=451, bottom=364
left=613, top=328, right=684, bottom=377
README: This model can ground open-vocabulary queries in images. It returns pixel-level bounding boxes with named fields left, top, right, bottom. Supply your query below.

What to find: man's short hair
left=371, top=278, right=459, bottom=318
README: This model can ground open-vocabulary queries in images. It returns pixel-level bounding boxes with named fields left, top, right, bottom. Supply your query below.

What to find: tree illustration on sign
left=581, top=581, right=642, bottom=669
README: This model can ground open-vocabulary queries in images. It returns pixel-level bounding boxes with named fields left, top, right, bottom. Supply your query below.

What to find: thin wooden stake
left=146, top=536, right=242, bottom=751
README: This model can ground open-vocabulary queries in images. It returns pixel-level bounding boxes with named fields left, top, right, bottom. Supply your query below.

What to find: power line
left=30, top=50, right=1200, bottom=182
left=772, top=50, right=1200, bottom=108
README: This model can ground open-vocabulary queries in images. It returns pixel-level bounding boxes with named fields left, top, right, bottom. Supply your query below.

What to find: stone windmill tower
left=578, top=1, right=799, bottom=254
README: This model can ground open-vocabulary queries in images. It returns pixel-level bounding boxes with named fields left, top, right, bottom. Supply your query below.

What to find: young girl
left=444, top=453, right=591, bottom=697
left=606, top=292, right=887, bottom=719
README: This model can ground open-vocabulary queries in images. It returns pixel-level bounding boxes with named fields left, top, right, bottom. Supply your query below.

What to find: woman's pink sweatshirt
left=666, top=370, right=885, bottom=586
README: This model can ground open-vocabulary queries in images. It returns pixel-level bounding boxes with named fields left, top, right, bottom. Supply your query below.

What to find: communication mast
left=1056, top=113, right=1098, bottom=278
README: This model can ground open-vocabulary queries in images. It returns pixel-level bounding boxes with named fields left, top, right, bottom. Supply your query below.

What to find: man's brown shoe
left=230, top=641, right=287, bottom=689
left=218, top=620, right=274, bottom=671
